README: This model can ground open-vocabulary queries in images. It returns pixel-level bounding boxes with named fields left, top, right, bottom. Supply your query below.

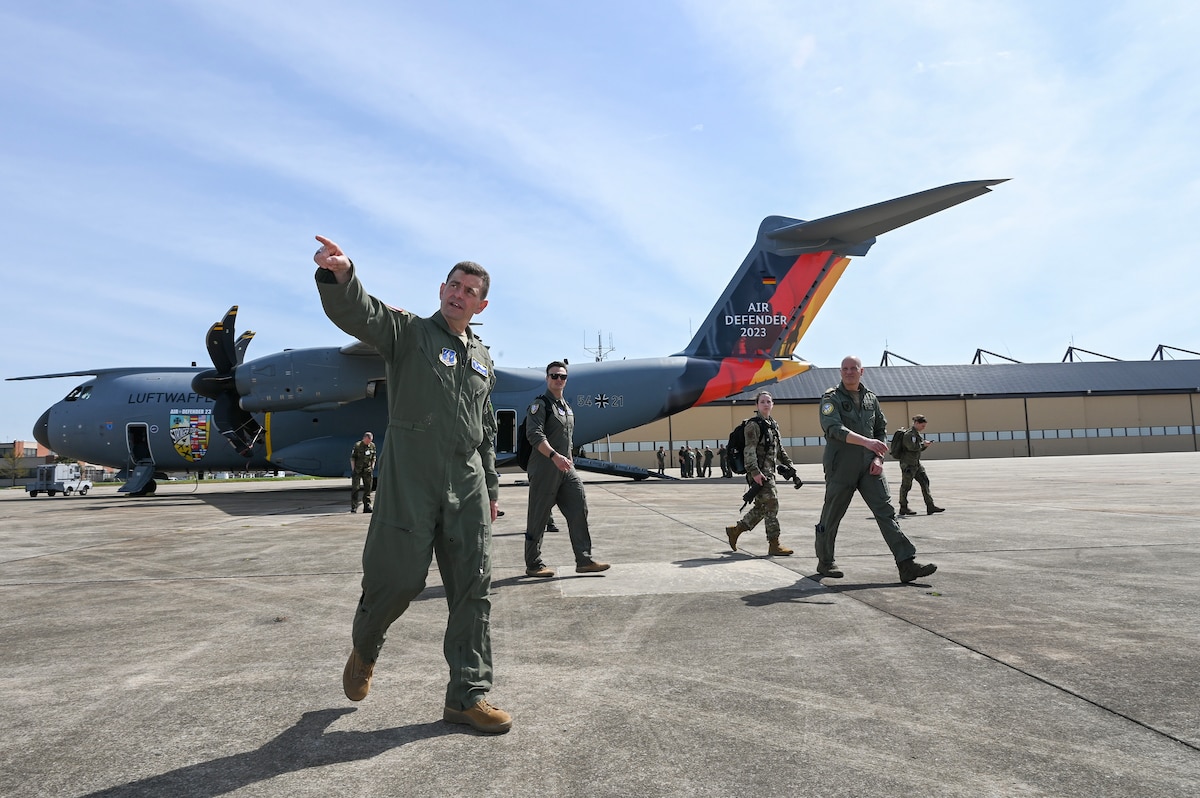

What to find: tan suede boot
left=725, top=523, right=746, bottom=551
left=342, top=648, right=375, bottom=702
left=767, top=538, right=793, bottom=556
left=444, top=698, right=513, bottom=734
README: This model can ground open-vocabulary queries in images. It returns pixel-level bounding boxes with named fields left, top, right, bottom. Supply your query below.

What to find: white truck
left=28, top=463, right=93, bottom=497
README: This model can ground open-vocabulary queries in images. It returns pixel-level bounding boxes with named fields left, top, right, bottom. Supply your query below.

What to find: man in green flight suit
left=523, top=360, right=610, bottom=578
left=349, top=431, right=376, bottom=513
left=815, top=356, right=938, bottom=583
left=313, top=234, right=511, bottom=734
left=898, top=414, right=944, bottom=516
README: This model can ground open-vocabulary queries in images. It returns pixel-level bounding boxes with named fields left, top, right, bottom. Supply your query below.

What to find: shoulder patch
left=528, top=401, right=541, bottom=416
left=820, top=401, right=835, bottom=416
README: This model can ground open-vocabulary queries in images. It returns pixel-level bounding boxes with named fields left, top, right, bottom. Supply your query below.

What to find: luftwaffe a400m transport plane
left=11, top=180, right=1004, bottom=495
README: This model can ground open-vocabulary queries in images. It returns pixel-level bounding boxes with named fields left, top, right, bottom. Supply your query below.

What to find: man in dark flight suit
left=898, top=414, right=944, bottom=516
left=523, top=361, right=610, bottom=578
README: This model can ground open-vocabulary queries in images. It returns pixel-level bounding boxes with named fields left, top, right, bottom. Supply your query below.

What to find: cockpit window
left=65, top=384, right=93, bottom=401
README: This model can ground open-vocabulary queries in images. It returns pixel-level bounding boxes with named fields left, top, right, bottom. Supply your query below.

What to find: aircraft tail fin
left=677, top=179, right=1006, bottom=360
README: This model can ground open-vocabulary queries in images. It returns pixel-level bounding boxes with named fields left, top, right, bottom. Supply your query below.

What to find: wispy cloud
left=3, top=0, right=1199, bottom=438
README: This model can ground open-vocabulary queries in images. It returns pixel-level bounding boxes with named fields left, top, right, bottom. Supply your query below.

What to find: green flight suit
left=524, top=391, right=595, bottom=567
left=816, top=382, right=917, bottom=566
left=736, top=413, right=793, bottom=541
left=350, top=439, right=376, bottom=511
left=898, top=427, right=936, bottom=512
left=317, top=265, right=500, bottom=711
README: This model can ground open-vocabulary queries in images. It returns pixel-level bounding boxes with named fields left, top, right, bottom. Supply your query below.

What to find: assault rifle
left=777, top=463, right=804, bottom=490
left=739, top=464, right=803, bottom=510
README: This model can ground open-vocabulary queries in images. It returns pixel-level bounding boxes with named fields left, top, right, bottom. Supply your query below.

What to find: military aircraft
left=10, top=180, right=1004, bottom=494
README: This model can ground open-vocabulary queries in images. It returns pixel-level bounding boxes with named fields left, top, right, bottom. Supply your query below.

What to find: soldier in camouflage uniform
left=815, top=356, right=937, bottom=583
left=725, top=390, right=796, bottom=556
left=349, top=431, right=376, bottom=513
left=313, top=234, right=511, bottom=735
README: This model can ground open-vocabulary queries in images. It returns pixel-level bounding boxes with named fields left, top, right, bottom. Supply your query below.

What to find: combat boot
left=576, top=560, right=611, bottom=573
left=767, top=538, right=793, bottom=556
left=899, top=507, right=917, bottom=516
left=444, top=698, right=513, bottom=734
left=817, top=561, right=844, bottom=578
left=898, top=558, right=938, bottom=583
left=725, top=522, right=747, bottom=551
left=342, top=648, right=375, bottom=701
left=927, top=506, right=945, bottom=515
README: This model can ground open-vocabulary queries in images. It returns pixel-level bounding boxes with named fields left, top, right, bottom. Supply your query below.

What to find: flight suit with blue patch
left=317, top=265, right=499, bottom=712
left=816, top=382, right=917, bottom=567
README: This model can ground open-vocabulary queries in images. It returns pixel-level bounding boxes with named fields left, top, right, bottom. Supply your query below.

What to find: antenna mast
left=584, top=331, right=616, bottom=362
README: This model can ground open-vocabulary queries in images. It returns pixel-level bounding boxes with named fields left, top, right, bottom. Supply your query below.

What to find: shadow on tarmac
left=81, top=708, right=454, bottom=797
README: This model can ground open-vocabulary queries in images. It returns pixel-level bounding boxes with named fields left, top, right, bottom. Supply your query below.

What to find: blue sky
left=4, top=0, right=1199, bottom=442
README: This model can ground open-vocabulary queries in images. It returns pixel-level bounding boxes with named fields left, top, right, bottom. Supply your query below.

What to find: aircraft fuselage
left=33, top=352, right=805, bottom=478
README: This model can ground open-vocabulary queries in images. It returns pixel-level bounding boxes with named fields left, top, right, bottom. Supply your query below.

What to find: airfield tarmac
left=1, top=452, right=1198, bottom=798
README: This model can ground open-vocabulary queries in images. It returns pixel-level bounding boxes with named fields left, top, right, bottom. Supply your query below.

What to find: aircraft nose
left=33, top=408, right=51, bottom=450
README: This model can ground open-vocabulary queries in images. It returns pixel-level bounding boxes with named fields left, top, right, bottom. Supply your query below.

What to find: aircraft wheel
left=28, top=490, right=38, bottom=498
left=79, top=486, right=90, bottom=495
left=144, top=479, right=158, bottom=495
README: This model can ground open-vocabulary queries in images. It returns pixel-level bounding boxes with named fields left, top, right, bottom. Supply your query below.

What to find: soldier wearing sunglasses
left=523, top=361, right=611, bottom=578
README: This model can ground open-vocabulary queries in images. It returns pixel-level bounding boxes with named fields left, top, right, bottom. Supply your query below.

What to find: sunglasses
left=548, top=373, right=569, bottom=380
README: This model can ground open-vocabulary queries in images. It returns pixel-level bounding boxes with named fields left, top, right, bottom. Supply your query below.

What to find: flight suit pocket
left=475, top=523, right=491, bottom=583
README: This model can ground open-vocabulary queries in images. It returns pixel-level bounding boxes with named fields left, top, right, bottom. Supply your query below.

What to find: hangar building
left=591, top=359, right=1200, bottom=469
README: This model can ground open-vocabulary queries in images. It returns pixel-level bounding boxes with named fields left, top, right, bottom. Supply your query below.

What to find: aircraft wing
left=8, top=367, right=202, bottom=381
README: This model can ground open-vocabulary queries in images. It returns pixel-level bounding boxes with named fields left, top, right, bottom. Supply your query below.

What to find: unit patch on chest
left=440, top=348, right=457, bottom=366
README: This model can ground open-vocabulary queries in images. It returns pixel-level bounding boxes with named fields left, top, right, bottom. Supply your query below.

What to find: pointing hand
left=314, top=235, right=352, bottom=278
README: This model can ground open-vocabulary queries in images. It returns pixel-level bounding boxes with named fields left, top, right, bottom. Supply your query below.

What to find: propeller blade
left=191, top=370, right=232, bottom=399
left=197, top=305, right=262, bottom=457
left=213, top=394, right=263, bottom=458
left=205, top=306, right=239, bottom=375
left=235, top=330, right=255, bottom=365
